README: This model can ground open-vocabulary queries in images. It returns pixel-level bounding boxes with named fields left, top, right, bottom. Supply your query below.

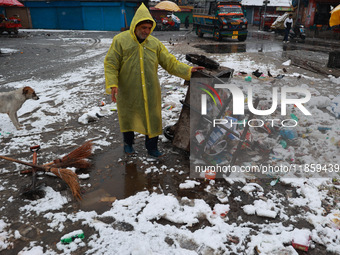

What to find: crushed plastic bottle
left=245, top=76, right=252, bottom=82
left=205, top=169, right=216, bottom=180
left=60, top=230, right=84, bottom=244
left=317, top=126, right=332, bottom=131
left=279, top=140, right=287, bottom=149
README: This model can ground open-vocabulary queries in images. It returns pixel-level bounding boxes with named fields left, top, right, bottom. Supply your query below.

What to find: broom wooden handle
left=0, top=155, right=48, bottom=171
left=43, top=162, right=54, bottom=167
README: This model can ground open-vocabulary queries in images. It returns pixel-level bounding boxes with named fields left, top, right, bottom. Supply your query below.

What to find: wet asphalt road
left=1, top=26, right=337, bottom=90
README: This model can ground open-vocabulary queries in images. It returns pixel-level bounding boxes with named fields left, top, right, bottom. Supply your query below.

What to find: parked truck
left=193, top=0, right=248, bottom=41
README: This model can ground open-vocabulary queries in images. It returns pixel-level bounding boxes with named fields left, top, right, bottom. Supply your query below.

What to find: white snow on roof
left=241, top=0, right=292, bottom=7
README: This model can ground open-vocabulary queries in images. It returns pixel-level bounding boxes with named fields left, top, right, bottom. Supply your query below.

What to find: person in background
left=104, top=3, right=204, bottom=158
left=283, top=13, right=293, bottom=43
left=185, top=15, right=189, bottom=29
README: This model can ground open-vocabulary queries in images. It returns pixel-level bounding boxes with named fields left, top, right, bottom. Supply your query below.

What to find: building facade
left=1, top=0, right=147, bottom=31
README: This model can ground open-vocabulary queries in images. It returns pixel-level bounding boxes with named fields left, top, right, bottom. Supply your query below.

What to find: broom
left=21, top=140, right=93, bottom=174
left=45, top=140, right=93, bottom=168
left=0, top=155, right=81, bottom=200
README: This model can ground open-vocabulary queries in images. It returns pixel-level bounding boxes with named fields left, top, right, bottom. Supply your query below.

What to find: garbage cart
left=164, top=54, right=234, bottom=152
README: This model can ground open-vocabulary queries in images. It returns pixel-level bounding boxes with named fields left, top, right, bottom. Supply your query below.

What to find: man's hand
left=111, top=87, right=118, bottom=103
left=191, top=66, right=205, bottom=72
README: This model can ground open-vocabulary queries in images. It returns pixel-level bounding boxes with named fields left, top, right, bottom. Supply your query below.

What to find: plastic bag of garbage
left=307, top=96, right=332, bottom=109
left=327, top=95, right=340, bottom=118
left=271, top=12, right=289, bottom=30
left=279, top=127, right=298, bottom=140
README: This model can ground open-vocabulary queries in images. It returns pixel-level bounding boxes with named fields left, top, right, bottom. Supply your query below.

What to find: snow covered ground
left=0, top=30, right=340, bottom=254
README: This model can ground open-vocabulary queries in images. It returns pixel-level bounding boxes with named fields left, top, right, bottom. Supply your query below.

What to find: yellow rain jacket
left=104, top=3, right=192, bottom=138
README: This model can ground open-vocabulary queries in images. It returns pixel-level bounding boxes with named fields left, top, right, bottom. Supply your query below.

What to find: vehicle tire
left=238, top=35, right=247, bottom=42
left=213, top=29, right=222, bottom=41
left=14, top=29, right=18, bottom=35
left=196, top=26, right=204, bottom=38
left=164, top=125, right=174, bottom=141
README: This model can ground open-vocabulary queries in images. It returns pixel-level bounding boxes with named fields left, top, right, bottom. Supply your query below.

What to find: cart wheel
left=196, top=26, right=204, bottom=38
left=238, top=35, right=247, bottom=42
left=213, top=29, right=222, bottom=41
left=164, top=125, right=174, bottom=141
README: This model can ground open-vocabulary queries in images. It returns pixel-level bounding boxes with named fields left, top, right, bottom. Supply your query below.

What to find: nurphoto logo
left=201, top=84, right=311, bottom=116
left=200, top=84, right=312, bottom=128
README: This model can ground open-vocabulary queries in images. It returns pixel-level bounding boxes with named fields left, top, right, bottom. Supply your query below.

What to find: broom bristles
left=49, top=168, right=82, bottom=200
left=61, top=140, right=93, bottom=161
left=44, top=141, right=93, bottom=168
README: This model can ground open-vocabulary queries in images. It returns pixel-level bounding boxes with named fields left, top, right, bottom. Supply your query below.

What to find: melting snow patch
left=282, top=59, right=291, bottom=66
left=20, top=186, right=68, bottom=215
left=179, top=180, right=201, bottom=189
left=0, top=220, right=10, bottom=251
left=18, top=245, right=45, bottom=255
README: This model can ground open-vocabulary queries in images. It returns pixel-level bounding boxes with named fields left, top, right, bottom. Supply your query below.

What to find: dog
left=0, top=86, right=39, bottom=130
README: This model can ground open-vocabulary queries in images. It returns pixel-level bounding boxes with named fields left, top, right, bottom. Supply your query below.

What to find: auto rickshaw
left=0, top=14, right=22, bottom=34
left=161, top=14, right=180, bottom=31
left=262, top=14, right=279, bottom=31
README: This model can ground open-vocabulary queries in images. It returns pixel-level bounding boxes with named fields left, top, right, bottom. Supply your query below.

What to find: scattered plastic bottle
left=99, top=99, right=105, bottom=107
left=60, top=230, right=84, bottom=244
left=205, top=169, right=216, bottom=180
left=245, top=76, right=252, bottom=82
left=0, top=132, right=11, bottom=136
left=212, top=204, right=230, bottom=218
left=303, top=132, right=327, bottom=140
left=317, top=126, right=332, bottom=131
left=270, top=177, right=280, bottom=186
left=290, top=113, right=299, bottom=122
left=279, top=140, right=287, bottom=149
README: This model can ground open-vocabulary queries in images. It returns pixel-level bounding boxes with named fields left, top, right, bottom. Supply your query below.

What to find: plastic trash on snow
left=327, top=95, right=340, bottom=118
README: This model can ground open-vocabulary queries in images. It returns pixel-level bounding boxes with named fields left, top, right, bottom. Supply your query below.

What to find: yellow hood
left=129, top=3, right=156, bottom=40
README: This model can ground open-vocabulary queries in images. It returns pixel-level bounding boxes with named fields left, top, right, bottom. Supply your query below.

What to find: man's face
left=135, top=23, right=153, bottom=40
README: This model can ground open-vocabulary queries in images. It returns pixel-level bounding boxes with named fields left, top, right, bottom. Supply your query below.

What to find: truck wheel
left=238, top=35, right=247, bottom=42
left=213, top=29, right=222, bottom=41
left=196, top=26, right=204, bottom=38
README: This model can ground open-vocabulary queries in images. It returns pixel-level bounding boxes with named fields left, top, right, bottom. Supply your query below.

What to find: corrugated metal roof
left=241, top=0, right=292, bottom=7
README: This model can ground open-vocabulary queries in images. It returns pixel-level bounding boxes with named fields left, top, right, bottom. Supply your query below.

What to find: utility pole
left=296, top=0, right=301, bottom=23
left=262, top=0, right=270, bottom=30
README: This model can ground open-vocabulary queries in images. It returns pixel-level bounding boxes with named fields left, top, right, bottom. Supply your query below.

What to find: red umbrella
left=0, top=0, right=24, bottom=7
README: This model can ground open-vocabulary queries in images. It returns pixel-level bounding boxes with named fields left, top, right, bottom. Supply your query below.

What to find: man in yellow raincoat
left=104, top=3, right=203, bottom=158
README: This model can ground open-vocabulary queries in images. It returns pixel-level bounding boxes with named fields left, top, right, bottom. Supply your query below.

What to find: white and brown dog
left=0, top=86, right=39, bottom=130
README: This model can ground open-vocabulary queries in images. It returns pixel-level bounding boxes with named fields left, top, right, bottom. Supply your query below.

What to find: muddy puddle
left=78, top=146, right=150, bottom=214
left=194, top=42, right=283, bottom=54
